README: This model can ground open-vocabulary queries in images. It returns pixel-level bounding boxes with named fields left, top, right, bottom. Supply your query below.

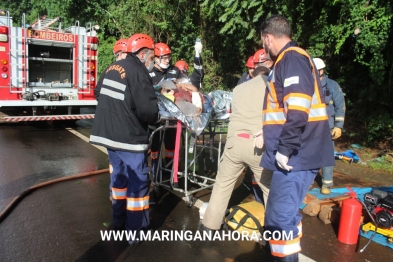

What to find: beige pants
left=203, top=135, right=272, bottom=230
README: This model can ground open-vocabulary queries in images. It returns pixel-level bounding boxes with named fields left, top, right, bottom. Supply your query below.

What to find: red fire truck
left=0, top=11, right=98, bottom=122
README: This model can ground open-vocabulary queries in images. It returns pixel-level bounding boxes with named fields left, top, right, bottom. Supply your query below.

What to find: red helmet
left=175, top=60, right=189, bottom=72
left=253, top=49, right=268, bottom=64
left=113, top=38, right=128, bottom=54
left=126, top=33, right=154, bottom=53
left=155, top=43, right=171, bottom=57
left=246, top=56, right=255, bottom=68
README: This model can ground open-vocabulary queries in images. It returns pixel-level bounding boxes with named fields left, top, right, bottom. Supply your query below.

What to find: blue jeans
left=321, top=140, right=334, bottom=187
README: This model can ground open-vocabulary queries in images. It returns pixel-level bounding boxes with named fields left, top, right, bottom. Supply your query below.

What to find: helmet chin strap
left=138, top=49, right=151, bottom=64
left=159, top=63, right=170, bottom=69
left=155, top=56, right=170, bottom=70
left=146, top=60, right=154, bottom=71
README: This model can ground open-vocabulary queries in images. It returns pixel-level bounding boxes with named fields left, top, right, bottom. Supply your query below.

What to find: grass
left=367, top=156, right=393, bottom=174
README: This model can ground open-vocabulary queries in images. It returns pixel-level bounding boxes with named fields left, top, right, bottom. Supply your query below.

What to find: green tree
left=1, top=0, right=392, bottom=143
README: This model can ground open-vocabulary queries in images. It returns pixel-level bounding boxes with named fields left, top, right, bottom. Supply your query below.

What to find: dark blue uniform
left=90, top=54, right=158, bottom=237
left=320, top=75, right=345, bottom=187
left=261, top=42, right=335, bottom=257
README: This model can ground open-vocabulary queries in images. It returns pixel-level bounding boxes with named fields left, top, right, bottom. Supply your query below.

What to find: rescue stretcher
left=149, top=90, right=232, bottom=207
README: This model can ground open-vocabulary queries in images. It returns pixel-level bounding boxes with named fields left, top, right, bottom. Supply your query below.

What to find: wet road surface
left=0, top=118, right=393, bottom=261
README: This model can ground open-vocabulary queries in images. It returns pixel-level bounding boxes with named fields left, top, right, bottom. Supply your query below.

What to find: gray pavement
left=0, top=120, right=393, bottom=261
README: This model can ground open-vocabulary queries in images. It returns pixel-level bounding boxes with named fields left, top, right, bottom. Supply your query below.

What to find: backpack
left=224, top=201, right=265, bottom=236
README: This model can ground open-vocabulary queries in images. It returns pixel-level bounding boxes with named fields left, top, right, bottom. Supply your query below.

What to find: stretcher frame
left=149, top=116, right=229, bottom=207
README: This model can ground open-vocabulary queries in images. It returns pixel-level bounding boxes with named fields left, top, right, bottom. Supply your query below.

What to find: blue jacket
left=261, top=42, right=335, bottom=171
left=321, top=76, right=345, bottom=129
left=237, top=72, right=251, bottom=86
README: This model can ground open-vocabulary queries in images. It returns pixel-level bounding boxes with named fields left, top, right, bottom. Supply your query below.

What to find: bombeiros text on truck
left=0, top=11, right=98, bottom=122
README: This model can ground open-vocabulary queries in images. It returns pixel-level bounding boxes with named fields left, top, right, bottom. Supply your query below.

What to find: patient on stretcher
left=158, top=79, right=204, bottom=117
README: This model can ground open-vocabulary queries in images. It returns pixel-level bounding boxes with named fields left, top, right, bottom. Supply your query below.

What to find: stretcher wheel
left=185, top=196, right=195, bottom=208
left=153, top=185, right=161, bottom=197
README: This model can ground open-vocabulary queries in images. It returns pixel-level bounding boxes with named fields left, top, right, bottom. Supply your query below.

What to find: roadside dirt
left=311, top=135, right=393, bottom=189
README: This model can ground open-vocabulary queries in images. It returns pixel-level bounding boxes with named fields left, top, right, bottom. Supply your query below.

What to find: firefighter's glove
left=275, top=151, right=293, bottom=171
left=253, top=129, right=264, bottom=149
left=195, top=42, right=203, bottom=58
left=331, top=127, right=342, bottom=140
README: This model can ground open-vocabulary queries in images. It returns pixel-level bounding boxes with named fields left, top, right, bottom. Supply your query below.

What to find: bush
left=365, top=113, right=393, bottom=146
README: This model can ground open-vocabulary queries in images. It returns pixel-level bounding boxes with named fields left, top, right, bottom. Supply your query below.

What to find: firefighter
left=236, top=56, right=255, bottom=85
left=202, top=51, right=273, bottom=231
left=149, top=43, right=182, bottom=181
left=174, top=39, right=204, bottom=90
left=259, top=15, right=335, bottom=261
left=113, top=38, right=128, bottom=61
left=90, top=33, right=158, bottom=246
left=313, top=58, right=345, bottom=195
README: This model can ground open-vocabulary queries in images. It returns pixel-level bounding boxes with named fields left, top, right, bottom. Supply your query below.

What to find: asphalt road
left=0, top=118, right=392, bottom=262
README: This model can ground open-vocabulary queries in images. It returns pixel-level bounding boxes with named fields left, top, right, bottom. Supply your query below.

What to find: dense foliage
left=1, top=0, right=392, bottom=145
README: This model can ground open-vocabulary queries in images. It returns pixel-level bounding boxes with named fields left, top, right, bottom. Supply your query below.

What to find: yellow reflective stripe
left=263, top=109, right=286, bottom=125
left=267, top=93, right=276, bottom=110
left=309, top=105, right=328, bottom=121
left=284, top=93, right=312, bottom=114
left=270, top=236, right=301, bottom=257
left=126, top=196, right=149, bottom=211
left=268, top=81, right=279, bottom=109
left=275, top=46, right=323, bottom=104
left=263, top=104, right=327, bottom=125
left=112, top=187, right=127, bottom=200
left=264, top=46, right=329, bottom=126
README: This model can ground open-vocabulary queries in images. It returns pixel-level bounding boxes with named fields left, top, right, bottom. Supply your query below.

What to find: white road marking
left=65, top=127, right=107, bottom=154
left=67, top=126, right=316, bottom=262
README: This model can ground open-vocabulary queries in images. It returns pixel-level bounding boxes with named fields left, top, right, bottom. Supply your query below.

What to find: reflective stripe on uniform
left=270, top=236, right=301, bottom=257
left=308, top=104, right=328, bottom=121
left=127, top=196, right=149, bottom=211
left=263, top=109, right=286, bottom=125
left=252, top=174, right=258, bottom=185
left=103, top=78, right=126, bottom=92
left=284, top=93, right=312, bottom=114
left=194, top=64, right=203, bottom=70
left=112, top=187, right=127, bottom=200
left=165, top=149, right=175, bottom=158
left=335, top=116, right=345, bottom=121
left=100, top=88, right=125, bottom=100
left=151, top=151, right=159, bottom=160
left=263, top=47, right=328, bottom=126
left=90, top=135, right=148, bottom=151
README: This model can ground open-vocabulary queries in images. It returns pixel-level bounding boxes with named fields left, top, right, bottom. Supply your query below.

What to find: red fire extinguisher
left=338, top=186, right=363, bottom=244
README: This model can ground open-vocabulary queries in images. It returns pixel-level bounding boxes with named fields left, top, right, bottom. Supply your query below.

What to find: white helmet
left=313, top=58, right=326, bottom=70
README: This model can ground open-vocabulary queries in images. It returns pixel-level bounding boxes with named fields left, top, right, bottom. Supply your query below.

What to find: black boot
left=274, top=253, right=299, bottom=262
left=198, top=222, right=217, bottom=233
